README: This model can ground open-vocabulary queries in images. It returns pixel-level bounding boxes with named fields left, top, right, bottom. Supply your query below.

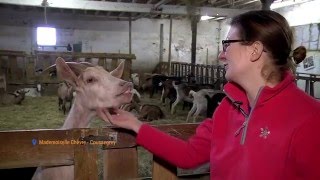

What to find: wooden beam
left=168, top=16, right=172, bottom=75
left=0, top=124, right=199, bottom=169
left=0, top=0, right=248, bottom=18
left=34, top=51, right=136, bottom=59
left=0, top=50, right=26, bottom=56
left=159, top=23, right=164, bottom=62
left=0, top=129, right=74, bottom=169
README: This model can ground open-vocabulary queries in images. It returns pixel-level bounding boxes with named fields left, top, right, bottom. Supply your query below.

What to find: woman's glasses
left=222, top=40, right=246, bottom=52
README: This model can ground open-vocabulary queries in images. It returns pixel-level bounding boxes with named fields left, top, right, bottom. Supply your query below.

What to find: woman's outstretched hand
left=96, top=108, right=143, bottom=133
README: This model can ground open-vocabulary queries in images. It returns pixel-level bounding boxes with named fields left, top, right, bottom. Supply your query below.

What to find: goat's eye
left=86, top=78, right=95, bottom=84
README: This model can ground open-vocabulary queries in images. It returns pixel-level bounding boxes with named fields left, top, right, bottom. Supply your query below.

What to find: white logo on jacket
left=260, top=127, right=270, bottom=139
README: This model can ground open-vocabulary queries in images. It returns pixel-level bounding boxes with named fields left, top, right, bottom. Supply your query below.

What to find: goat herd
left=126, top=73, right=226, bottom=123
left=0, top=58, right=226, bottom=180
left=0, top=68, right=226, bottom=124
left=0, top=83, right=44, bottom=106
left=0, top=80, right=75, bottom=115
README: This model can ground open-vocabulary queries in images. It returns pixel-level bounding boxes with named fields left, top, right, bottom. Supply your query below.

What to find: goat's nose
left=128, top=82, right=133, bottom=88
left=119, top=81, right=126, bottom=86
left=119, top=81, right=133, bottom=87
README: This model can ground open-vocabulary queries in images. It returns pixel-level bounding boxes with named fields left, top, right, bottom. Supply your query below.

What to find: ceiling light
left=214, top=17, right=226, bottom=21
left=201, top=15, right=215, bottom=21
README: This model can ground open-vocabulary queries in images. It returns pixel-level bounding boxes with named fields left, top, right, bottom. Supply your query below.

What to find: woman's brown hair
left=292, top=46, right=307, bottom=64
left=230, top=10, right=299, bottom=81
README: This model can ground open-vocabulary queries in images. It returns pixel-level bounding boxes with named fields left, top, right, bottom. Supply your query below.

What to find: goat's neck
left=61, top=97, right=95, bottom=129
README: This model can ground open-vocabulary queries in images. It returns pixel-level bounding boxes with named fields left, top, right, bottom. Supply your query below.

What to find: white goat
left=170, top=82, right=193, bottom=114
left=186, top=89, right=222, bottom=122
left=130, top=73, right=140, bottom=89
left=18, top=83, right=43, bottom=97
left=32, top=57, right=133, bottom=180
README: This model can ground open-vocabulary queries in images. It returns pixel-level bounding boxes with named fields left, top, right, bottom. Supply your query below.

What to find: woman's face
left=218, top=26, right=253, bottom=83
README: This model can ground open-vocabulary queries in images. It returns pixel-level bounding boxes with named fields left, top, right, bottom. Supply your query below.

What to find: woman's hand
left=96, top=108, right=143, bottom=133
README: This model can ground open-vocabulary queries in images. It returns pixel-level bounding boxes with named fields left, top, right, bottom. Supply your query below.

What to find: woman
left=97, top=10, right=320, bottom=179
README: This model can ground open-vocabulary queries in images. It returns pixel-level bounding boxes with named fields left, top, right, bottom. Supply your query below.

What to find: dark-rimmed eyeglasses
left=222, top=40, right=246, bottom=52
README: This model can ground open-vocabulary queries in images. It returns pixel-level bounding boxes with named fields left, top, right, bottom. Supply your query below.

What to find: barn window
left=36, top=27, right=56, bottom=46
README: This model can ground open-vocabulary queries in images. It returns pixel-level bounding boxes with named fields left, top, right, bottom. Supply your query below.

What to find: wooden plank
left=0, top=129, right=74, bottom=169
left=103, top=148, right=138, bottom=180
left=98, top=58, right=105, bottom=68
left=25, top=56, right=35, bottom=81
left=151, top=123, right=203, bottom=179
left=123, top=59, right=132, bottom=81
left=296, top=75, right=320, bottom=81
left=0, top=124, right=198, bottom=170
left=0, top=50, right=26, bottom=56
left=74, top=129, right=99, bottom=180
left=153, top=156, right=177, bottom=180
left=35, top=51, right=136, bottom=60
left=8, top=55, right=18, bottom=81
left=296, top=72, right=320, bottom=76
left=200, top=66, right=204, bottom=84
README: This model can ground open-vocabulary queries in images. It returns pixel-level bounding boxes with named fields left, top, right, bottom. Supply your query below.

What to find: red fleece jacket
left=136, top=73, right=320, bottom=180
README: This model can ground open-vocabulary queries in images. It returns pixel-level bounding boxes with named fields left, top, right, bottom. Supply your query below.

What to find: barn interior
left=0, top=0, right=320, bottom=179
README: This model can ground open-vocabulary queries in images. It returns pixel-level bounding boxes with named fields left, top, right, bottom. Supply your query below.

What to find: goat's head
left=188, top=90, right=196, bottom=98
left=130, top=73, right=140, bottom=86
left=45, top=57, right=133, bottom=110
left=35, top=82, right=44, bottom=92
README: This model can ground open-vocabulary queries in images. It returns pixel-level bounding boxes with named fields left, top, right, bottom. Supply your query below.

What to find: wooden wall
left=0, top=50, right=136, bottom=86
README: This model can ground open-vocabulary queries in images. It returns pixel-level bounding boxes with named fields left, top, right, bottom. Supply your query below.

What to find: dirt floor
left=0, top=90, right=209, bottom=179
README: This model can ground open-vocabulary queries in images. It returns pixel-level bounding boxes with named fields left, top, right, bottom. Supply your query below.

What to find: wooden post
left=206, top=48, right=209, bottom=65
left=26, top=56, right=35, bottom=83
left=103, top=148, right=138, bottom=180
left=129, top=15, right=132, bottom=54
left=211, top=66, right=215, bottom=85
left=111, top=59, right=118, bottom=70
left=152, top=156, right=177, bottom=180
left=98, top=58, right=105, bottom=68
left=8, top=55, right=17, bottom=81
left=168, top=16, right=173, bottom=75
left=123, top=59, right=132, bottom=81
left=159, top=24, right=164, bottom=63
left=200, top=65, right=204, bottom=84
left=190, top=16, right=199, bottom=79
left=74, top=130, right=98, bottom=180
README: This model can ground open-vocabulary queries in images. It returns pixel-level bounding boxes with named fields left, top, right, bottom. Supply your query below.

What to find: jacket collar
left=223, top=72, right=295, bottom=112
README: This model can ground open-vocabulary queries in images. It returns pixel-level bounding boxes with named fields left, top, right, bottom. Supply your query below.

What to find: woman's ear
left=250, top=41, right=264, bottom=62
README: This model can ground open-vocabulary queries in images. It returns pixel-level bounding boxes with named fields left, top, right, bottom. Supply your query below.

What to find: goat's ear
left=56, top=57, right=80, bottom=87
left=110, top=61, right=125, bottom=78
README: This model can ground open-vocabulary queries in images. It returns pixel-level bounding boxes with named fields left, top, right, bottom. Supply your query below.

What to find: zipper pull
left=235, top=121, right=247, bottom=136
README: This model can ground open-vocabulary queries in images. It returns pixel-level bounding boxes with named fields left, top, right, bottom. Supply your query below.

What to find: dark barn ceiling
left=0, top=0, right=265, bottom=21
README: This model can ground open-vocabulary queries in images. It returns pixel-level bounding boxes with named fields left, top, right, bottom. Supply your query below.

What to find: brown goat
left=138, top=104, right=165, bottom=121
left=0, top=89, right=29, bottom=106
left=58, top=81, right=74, bottom=114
